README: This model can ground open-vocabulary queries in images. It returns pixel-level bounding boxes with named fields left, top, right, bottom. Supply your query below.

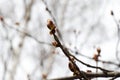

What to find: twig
left=42, top=0, right=63, bottom=41
left=111, top=10, right=120, bottom=63
left=3, top=22, right=52, bottom=46
left=69, top=48, right=120, bottom=67
left=72, top=55, right=112, bottom=73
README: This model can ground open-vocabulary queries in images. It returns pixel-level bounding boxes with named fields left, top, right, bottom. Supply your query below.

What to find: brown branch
left=46, top=19, right=113, bottom=79
left=47, top=19, right=88, bottom=80
left=53, top=29, right=112, bottom=73
left=47, top=19, right=114, bottom=79
left=48, top=72, right=120, bottom=80
left=53, top=31, right=88, bottom=80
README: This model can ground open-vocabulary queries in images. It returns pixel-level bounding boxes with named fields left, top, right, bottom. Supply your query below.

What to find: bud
left=19, top=43, right=23, bottom=48
left=47, top=19, right=56, bottom=30
left=52, top=41, right=59, bottom=47
left=46, top=7, right=49, bottom=11
left=0, top=16, right=4, bottom=21
left=68, top=61, right=74, bottom=72
left=93, top=54, right=99, bottom=61
left=42, top=74, right=47, bottom=79
left=15, top=22, right=20, bottom=25
left=47, top=19, right=56, bottom=34
left=111, top=10, right=114, bottom=16
left=70, top=56, right=74, bottom=62
left=97, top=47, right=101, bottom=56
left=86, top=70, right=92, bottom=73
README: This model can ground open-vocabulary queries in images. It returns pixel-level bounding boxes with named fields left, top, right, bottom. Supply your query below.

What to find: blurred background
left=0, top=0, right=120, bottom=80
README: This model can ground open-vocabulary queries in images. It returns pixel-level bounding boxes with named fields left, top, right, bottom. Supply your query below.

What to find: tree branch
left=48, top=72, right=120, bottom=80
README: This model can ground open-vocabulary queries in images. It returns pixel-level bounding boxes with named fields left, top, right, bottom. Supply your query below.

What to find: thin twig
left=42, top=0, right=63, bottom=41
left=3, top=22, right=52, bottom=46
left=69, top=49, right=120, bottom=67
left=72, top=55, right=112, bottom=73
left=111, top=10, right=120, bottom=63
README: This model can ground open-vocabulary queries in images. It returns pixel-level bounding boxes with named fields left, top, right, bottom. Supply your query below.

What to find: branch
left=47, top=19, right=89, bottom=80
left=48, top=21, right=112, bottom=73
left=46, top=19, right=114, bottom=79
left=68, top=48, right=120, bottom=67
left=48, top=72, right=120, bottom=80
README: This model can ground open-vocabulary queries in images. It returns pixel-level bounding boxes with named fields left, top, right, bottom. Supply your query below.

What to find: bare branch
left=48, top=72, right=120, bottom=80
left=46, top=19, right=115, bottom=79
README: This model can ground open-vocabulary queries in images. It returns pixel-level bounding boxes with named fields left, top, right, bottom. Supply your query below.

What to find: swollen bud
left=47, top=19, right=54, bottom=30
left=111, top=10, right=114, bottom=16
left=93, top=54, right=99, bottom=61
left=0, top=16, right=4, bottom=21
left=47, top=19, right=56, bottom=35
left=52, top=41, right=59, bottom=47
left=97, top=47, right=101, bottom=56
left=68, top=61, right=74, bottom=72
